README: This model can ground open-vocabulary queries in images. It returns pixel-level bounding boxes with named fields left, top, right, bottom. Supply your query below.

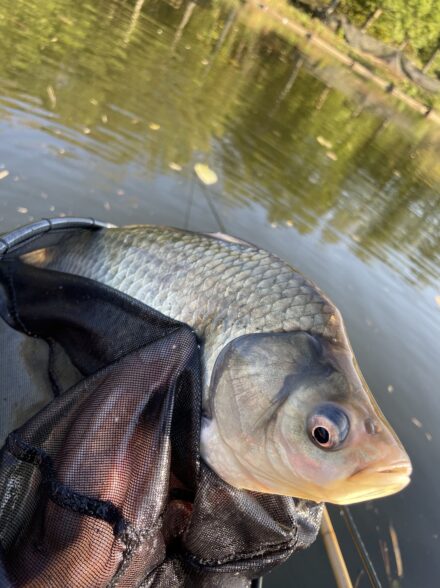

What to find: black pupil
left=313, top=426, right=330, bottom=445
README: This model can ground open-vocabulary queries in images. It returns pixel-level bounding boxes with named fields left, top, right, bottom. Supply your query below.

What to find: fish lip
left=375, top=462, right=412, bottom=476
left=349, top=459, right=412, bottom=482
left=338, top=468, right=412, bottom=503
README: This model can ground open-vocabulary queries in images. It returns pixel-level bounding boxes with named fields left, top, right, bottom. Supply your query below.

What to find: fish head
left=203, top=324, right=412, bottom=505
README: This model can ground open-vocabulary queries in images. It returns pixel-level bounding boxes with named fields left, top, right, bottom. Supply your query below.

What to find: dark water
left=0, top=0, right=439, bottom=586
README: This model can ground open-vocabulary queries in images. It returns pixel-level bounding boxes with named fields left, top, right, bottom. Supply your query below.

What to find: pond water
left=0, top=0, right=439, bottom=586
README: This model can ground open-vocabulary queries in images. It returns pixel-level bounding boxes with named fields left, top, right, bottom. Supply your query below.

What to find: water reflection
left=1, top=0, right=438, bottom=285
left=0, top=0, right=439, bottom=586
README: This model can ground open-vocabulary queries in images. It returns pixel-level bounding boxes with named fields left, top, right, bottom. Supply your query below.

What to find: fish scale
left=35, top=225, right=339, bottom=395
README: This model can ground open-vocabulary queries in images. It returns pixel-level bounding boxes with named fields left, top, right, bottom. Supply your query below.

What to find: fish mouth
left=321, top=457, right=412, bottom=505
left=375, top=462, right=412, bottom=477
left=350, top=457, right=412, bottom=478
left=347, top=459, right=412, bottom=497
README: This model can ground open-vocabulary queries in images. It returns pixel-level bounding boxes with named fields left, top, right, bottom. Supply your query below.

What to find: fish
left=22, top=224, right=412, bottom=505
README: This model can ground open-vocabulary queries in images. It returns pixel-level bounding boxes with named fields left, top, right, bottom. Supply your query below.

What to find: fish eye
left=307, top=403, right=349, bottom=450
left=312, top=426, right=330, bottom=445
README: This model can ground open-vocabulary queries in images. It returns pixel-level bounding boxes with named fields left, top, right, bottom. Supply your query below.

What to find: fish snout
left=337, top=419, right=413, bottom=504
left=372, top=415, right=412, bottom=481
left=371, top=452, right=412, bottom=487
left=352, top=443, right=412, bottom=500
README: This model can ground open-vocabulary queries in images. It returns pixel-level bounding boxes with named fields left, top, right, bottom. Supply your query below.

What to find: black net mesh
left=0, top=227, right=322, bottom=588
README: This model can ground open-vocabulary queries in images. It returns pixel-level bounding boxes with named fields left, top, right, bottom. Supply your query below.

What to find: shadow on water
left=0, top=0, right=439, bottom=586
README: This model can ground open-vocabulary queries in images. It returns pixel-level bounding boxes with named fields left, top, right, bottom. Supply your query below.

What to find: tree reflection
left=0, top=0, right=438, bottom=285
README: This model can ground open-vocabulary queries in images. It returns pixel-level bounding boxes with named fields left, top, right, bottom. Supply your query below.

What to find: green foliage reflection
left=0, top=0, right=439, bottom=285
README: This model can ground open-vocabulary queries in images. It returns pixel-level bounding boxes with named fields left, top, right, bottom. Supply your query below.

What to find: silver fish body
left=23, top=225, right=412, bottom=504
left=32, top=226, right=337, bottom=383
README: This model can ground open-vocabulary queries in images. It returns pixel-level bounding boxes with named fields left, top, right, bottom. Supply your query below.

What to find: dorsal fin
left=205, top=232, right=256, bottom=248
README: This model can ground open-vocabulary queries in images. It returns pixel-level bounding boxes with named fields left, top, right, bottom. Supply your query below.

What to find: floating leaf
left=0, top=170, right=9, bottom=180
left=47, top=85, right=56, bottom=108
left=316, top=136, right=332, bottom=149
left=194, top=163, right=218, bottom=185
left=326, top=151, right=338, bottom=161
left=58, top=15, right=73, bottom=26
left=149, top=122, right=160, bottom=130
left=169, top=162, right=182, bottom=171
left=379, top=539, right=391, bottom=581
left=17, top=206, right=28, bottom=214
left=411, top=417, right=422, bottom=428
left=435, top=295, right=440, bottom=307
left=389, top=524, right=403, bottom=578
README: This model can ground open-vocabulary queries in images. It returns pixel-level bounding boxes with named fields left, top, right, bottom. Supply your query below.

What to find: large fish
left=23, top=225, right=412, bottom=505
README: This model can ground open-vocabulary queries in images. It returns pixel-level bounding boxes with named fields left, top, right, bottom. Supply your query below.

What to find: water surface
left=0, top=1, right=439, bottom=586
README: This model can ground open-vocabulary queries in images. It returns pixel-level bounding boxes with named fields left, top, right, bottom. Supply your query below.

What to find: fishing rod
left=322, top=506, right=383, bottom=588
left=340, top=506, right=382, bottom=588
